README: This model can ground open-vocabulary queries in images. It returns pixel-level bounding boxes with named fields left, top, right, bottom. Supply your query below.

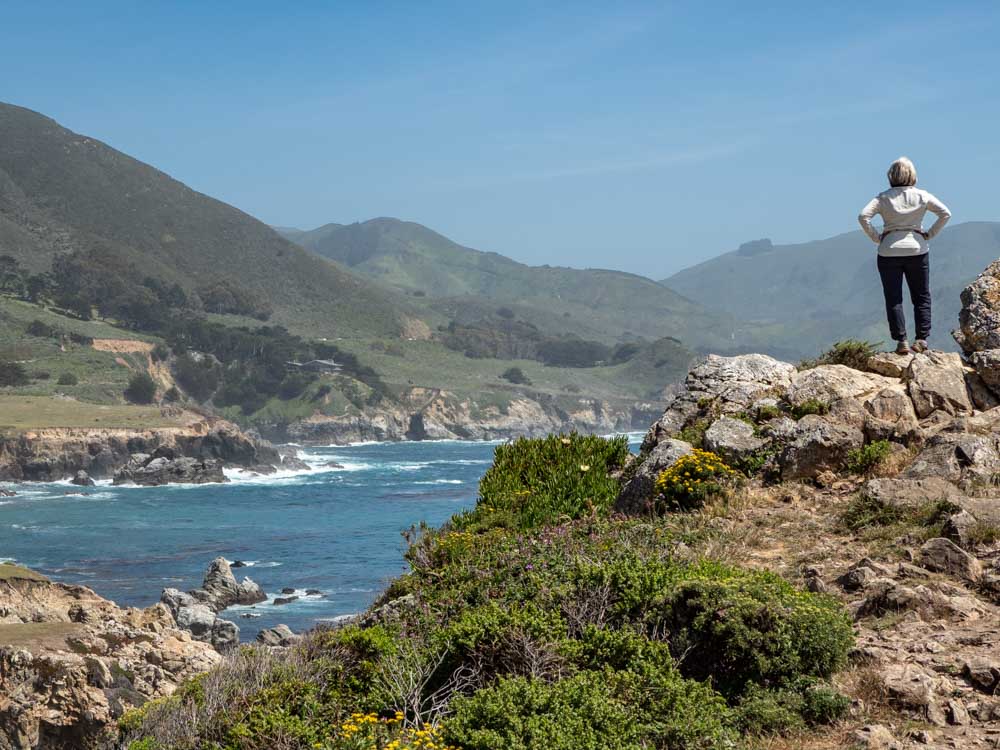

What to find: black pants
left=877, top=253, right=931, bottom=342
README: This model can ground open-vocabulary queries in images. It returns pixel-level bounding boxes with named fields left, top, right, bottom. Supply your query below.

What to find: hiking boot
left=895, top=339, right=911, bottom=355
left=912, top=339, right=928, bottom=353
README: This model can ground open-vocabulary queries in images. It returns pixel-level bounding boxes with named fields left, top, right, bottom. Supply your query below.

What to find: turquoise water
left=0, top=437, right=639, bottom=640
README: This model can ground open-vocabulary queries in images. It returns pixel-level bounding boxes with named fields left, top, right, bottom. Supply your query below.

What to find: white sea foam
left=412, top=479, right=465, bottom=485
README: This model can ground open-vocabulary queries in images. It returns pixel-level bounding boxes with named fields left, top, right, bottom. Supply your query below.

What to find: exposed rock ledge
left=0, top=411, right=279, bottom=483
left=0, top=565, right=220, bottom=750
left=284, top=388, right=662, bottom=445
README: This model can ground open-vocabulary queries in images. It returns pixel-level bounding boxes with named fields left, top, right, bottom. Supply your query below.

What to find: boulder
left=273, top=595, right=299, bottom=606
left=615, top=438, right=693, bottom=515
left=778, top=415, right=864, bottom=480
left=210, top=618, right=240, bottom=651
left=256, top=624, right=300, bottom=647
left=174, top=602, right=217, bottom=639
left=904, top=351, right=973, bottom=418
left=918, top=538, right=983, bottom=583
left=787, top=365, right=897, bottom=406
left=954, top=258, right=1000, bottom=353
left=702, top=417, right=766, bottom=466
left=964, top=364, right=1000, bottom=410
left=71, top=470, right=95, bottom=487
left=853, top=724, right=901, bottom=750
left=969, top=349, right=1000, bottom=390
left=942, top=510, right=979, bottom=548
left=866, top=352, right=914, bottom=379
left=641, top=354, right=794, bottom=452
left=911, top=432, right=1000, bottom=486
left=862, top=477, right=963, bottom=509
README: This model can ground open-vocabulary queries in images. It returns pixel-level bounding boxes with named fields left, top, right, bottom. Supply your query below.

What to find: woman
left=859, top=157, right=951, bottom=354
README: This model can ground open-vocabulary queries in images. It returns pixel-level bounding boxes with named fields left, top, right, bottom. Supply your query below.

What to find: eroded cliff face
left=0, top=568, right=221, bottom=750
left=285, top=387, right=661, bottom=444
left=0, top=412, right=279, bottom=482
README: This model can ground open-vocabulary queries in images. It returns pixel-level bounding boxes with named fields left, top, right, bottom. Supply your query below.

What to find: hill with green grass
left=662, top=223, right=1000, bottom=359
left=0, top=102, right=413, bottom=339
left=279, top=218, right=734, bottom=349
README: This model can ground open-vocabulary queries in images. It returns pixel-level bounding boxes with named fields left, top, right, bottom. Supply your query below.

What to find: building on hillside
left=285, top=359, right=342, bottom=374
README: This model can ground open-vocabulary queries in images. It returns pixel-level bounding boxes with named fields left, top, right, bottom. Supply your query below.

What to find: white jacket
left=858, top=186, right=951, bottom=257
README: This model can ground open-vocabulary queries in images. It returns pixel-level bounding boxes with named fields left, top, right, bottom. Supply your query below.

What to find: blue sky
left=3, top=1, right=998, bottom=278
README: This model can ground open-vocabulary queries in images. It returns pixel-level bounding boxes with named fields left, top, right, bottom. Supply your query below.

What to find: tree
left=124, top=372, right=157, bottom=404
left=0, top=361, right=30, bottom=387
left=501, top=366, right=531, bottom=385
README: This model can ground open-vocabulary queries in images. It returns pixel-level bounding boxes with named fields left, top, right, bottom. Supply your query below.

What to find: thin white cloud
left=426, top=140, right=751, bottom=190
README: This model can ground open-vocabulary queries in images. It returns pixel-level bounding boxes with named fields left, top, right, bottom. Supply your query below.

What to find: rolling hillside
left=0, top=102, right=412, bottom=339
left=279, top=218, right=735, bottom=349
left=663, top=223, right=1000, bottom=359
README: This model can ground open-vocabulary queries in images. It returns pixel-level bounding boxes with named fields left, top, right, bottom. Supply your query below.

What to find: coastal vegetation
left=121, top=434, right=853, bottom=749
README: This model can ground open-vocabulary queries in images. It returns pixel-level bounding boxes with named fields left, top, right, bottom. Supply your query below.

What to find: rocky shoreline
left=0, top=411, right=279, bottom=485
left=280, top=390, right=661, bottom=445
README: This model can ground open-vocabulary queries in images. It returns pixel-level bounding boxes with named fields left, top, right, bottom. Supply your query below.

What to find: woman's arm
left=858, top=197, right=882, bottom=243
left=923, top=191, right=952, bottom=239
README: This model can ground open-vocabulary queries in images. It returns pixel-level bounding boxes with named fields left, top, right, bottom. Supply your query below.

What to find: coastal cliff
left=283, top=387, right=661, bottom=444
left=0, top=409, right=278, bottom=482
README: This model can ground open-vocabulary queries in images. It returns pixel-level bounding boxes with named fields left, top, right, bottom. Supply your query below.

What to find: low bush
left=32, top=371, right=51, bottom=380
left=790, top=399, right=829, bottom=419
left=56, top=372, right=79, bottom=386
left=799, top=339, right=880, bottom=371
left=841, top=493, right=960, bottom=533
left=457, top=433, right=629, bottom=531
left=654, top=450, right=736, bottom=511
left=675, top=417, right=710, bottom=448
left=846, top=440, right=892, bottom=475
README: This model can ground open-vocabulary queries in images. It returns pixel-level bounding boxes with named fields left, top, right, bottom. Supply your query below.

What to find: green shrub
left=846, top=440, right=892, bottom=475
left=799, top=339, right=880, bottom=371
left=654, top=450, right=736, bottom=511
left=124, top=372, right=157, bottom=404
left=675, top=417, right=710, bottom=448
left=734, top=679, right=848, bottom=735
left=790, top=399, right=829, bottom=419
left=26, top=319, right=56, bottom=338
left=445, top=673, right=642, bottom=750
left=0, top=361, right=30, bottom=387
left=57, top=372, right=79, bottom=386
left=841, top=493, right=960, bottom=533
left=163, top=386, right=181, bottom=402
left=151, top=343, right=170, bottom=362
left=459, top=433, right=629, bottom=530
left=755, top=404, right=783, bottom=421
left=500, top=366, right=531, bottom=385
left=32, top=371, right=51, bottom=380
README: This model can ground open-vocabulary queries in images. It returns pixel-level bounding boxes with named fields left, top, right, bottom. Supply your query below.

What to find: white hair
left=887, top=157, right=918, bottom=188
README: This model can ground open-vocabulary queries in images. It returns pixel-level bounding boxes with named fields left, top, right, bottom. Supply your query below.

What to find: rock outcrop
left=113, top=451, right=227, bottom=486
left=0, top=565, right=220, bottom=749
left=0, top=413, right=279, bottom=483
left=158, top=558, right=266, bottom=650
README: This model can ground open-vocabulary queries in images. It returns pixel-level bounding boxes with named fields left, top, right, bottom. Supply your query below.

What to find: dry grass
left=0, top=622, right=81, bottom=649
left=0, top=394, right=185, bottom=431
left=0, top=563, right=48, bottom=581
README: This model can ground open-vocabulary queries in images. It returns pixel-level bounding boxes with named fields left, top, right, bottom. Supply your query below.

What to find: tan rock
left=905, top=351, right=974, bottom=418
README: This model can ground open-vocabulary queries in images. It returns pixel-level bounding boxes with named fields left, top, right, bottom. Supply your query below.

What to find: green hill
left=0, top=102, right=412, bottom=339
left=662, top=223, right=1000, bottom=359
left=279, top=217, right=734, bottom=349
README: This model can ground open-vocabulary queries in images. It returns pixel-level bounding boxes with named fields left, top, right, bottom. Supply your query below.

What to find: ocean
left=0, top=436, right=640, bottom=640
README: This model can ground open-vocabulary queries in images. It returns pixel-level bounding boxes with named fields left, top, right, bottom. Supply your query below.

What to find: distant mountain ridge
left=662, top=222, right=1000, bottom=358
left=0, top=102, right=411, bottom=338
left=278, top=218, right=735, bottom=349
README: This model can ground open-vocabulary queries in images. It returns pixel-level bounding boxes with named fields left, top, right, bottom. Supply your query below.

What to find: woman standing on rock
left=859, top=157, right=951, bottom=354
